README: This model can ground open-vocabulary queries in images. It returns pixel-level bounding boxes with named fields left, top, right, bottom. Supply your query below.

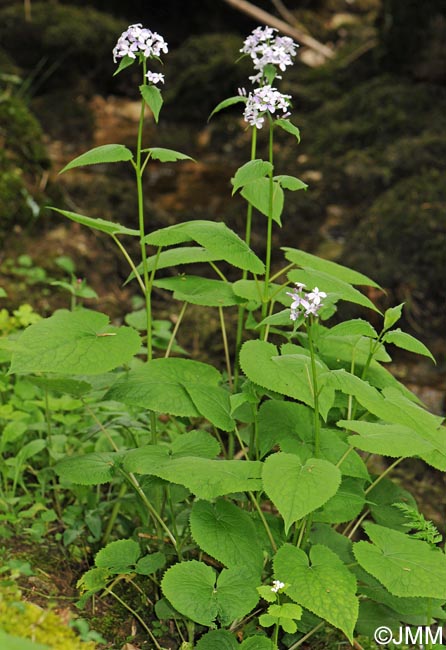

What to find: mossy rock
left=0, top=3, right=125, bottom=94
left=0, top=94, right=48, bottom=170
left=0, top=583, right=96, bottom=650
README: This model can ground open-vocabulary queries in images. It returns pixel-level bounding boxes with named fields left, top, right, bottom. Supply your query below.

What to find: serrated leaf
left=28, top=376, right=92, bottom=397
left=135, top=551, right=166, bottom=575
left=55, top=452, right=119, bottom=485
left=383, top=329, right=435, bottom=362
left=240, top=637, right=275, bottom=650
left=9, top=309, right=141, bottom=375
left=49, top=208, right=139, bottom=236
left=326, top=319, right=378, bottom=339
left=274, top=544, right=358, bottom=641
left=231, top=159, right=273, bottom=194
left=314, top=478, right=365, bottom=524
left=95, top=539, right=141, bottom=573
left=275, top=118, right=301, bottom=142
left=195, top=630, right=238, bottom=650
left=354, top=522, right=446, bottom=599
left=274, top=175, right=308, bottom=191
left=367, top=479, right=418, bottom=532
left=240, top=340, right=335, bottom=420
left=288, top=269, right=380, bottom=313
left=384, top=303, right=404, bottom=330
left=125, top=447, right=262, bottom=499
left=284, top=248, right=381, bottom=288
left=140, top=84, right=163, bottom=122
left=145, top=220, right=265, bottom=274
left=241, top=178, right=284, bottom=225
left=154, top=275, right=245, bottom=307
left=262, top=453, right=341, bottom=533
left=317, top=334, right=390, bottom=365
left=170, top=430, right=220, bottom=459
left=161, top=561, right=259, bottom=626
left=59, top=144, right=133, bottom=174
left=185, top=384, right=235, bottom=432
left=143, top=147, right=194, bottom=162
left=190, top=499, right=263, bottom=579
left=208, top=95, right=246, bottom=120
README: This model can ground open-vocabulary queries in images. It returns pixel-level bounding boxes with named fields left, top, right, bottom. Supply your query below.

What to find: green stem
left=219, top=306, right=232, bottom=390
left=111, top=234, right=146, bottom=295
left=165, top=302, right=188, bottom=358
left=249, top=491, right=277, bottom=553
left=107, top=588, right=164, bottom=650
left=364, top=457, right=404, bottom=495
left=287, top=621, right=325, bottom=650
left=262, top=119, right=275, bottom=325
left=307, top=320, right=321, bottom=457
left=101, top=482, right=127, bottom=546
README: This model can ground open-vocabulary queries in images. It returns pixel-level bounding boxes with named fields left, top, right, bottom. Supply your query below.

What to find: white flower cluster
left=287, top=282, right=327, bottom=320
left=241, top=26, right=298, bottom=84
left=113, top=24, right=168, bottom=85
left=243, top=84, right=291, bottom=129
left=271, top=580, right=285, bottom=593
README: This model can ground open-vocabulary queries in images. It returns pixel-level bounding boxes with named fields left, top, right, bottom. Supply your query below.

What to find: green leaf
left=383, top=329, right=435, bottom=362
left=9, top=309, right=141, bottom=375
left=231, top=159, right=273, bottom=194
left=367, top=479, right=418, bottom=532
left=190, top=499, right=263, bottom=579
left=113, top=54, right=134, bottom=76
left=170, top=430, right=220, bottom=459
left=274, top=544, right=358, bottom=641
left=195, top=630, right=238, bottom=650
left=240, top=637, right=275, bottom=650
left=275, top=118, right=301, bottom=142
left=284, top=248, right=381, bottom=288
left=288, top=269, right=380, bottom=313
left=161, top=561, right=259, bottom=626
left=135, top=551, right=166, bottom=575
left=140, top=84, right=163, bottom=122
left=95, top=539, right=141, bottom=574
left=327, top=319, right=378, bottom=339
left=153, top=275, right=245, bottom=307
left=143, top=146, right=194, bottom=162
left=274, top=174, right=308, bottom=191
left=28, top=376, right=92, bottom=397
left=59, top=144, right=133, bottom=174
left=314, top=478, right=365, bottom=524
left=106, top=358, right=234, bottom=430
left=354, top=522, right=446, bottom=599
left=240, top=340, right=335, bottom=420
left=0, top=631, right=51, bottom=650
left=55, top=452, right=119, bottom=485
left=241, top=178, right=284, bottom=225
left=208, top=95, right=246, bottom=120
left=145, top=220, right=265, bottom=274
left=49, top=208, right=139, bottom=236
left=384, top=303, right=404, bottom=330
left=262, top=453, right=341, bottom=533
left=0, top=287, right=8, bottom=297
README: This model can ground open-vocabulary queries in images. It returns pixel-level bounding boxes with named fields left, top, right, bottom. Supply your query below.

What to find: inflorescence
left=287, top=283, right=327, bottom=320
left=113, top=24, right=168, bottom=85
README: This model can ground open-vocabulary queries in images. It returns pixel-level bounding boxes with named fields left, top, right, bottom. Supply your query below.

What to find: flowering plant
left=7, top=21, right=444, bottom=650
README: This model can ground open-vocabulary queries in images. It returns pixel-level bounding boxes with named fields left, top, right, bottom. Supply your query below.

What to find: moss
left=0, top=583, right=96, bottom=650
left=0, top=95, right=48, bottom=170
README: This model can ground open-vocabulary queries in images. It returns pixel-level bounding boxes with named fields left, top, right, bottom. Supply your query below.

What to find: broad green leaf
left=9, top=309, right=141, bottom=375
left=28, top=376, right=92, bottom=397
left=59, top=144, right=133, bottom=173
left=326, top=319, right=378, bottom=339
left=145, top=220, right=265, bottom=274
left=170, top=430, right=220, bottom=459
left=140, top=84, right=163, bottom=122
left=161, top=561, right=259, bottom=626
left=354, top=522, right=446, bottom=599
left=232, top=279, right=285, bottom=305
left=275, top=118, right=301, bottom=142
left=317, top=333, right=390, bottom=365
left=288, top=269, right=380, bottom=313
left=231, top=159, right=273, bottom=194
left=284, top=248, right=381, bottom=288
left=274, top=174, right=308, bottom=191
left=314, top=478, right=365, bottom=524
left=195, top=630, right=238, bottom=650
left=239, top=340, right=335, bottom=419
left=185, top=384, right=235, bottom=432
left=240, top=637, right=275, bottom=650
left=127, top=247, right=220, bottom=283
left=95, top=539, right=141, bottom=573
left=49, top=208, right=139, bottom=236
left=383, top=329, right=435, bottom=362
left=143, top=147, right=194, bottom=162
left=241, top=178, right=284, bottom=225
left=135, top=552, right=166, bottom=575
left=262, top=453, right=341, bottom=533
left=55, top=452, right=119, bottom=485
left=0, top=287, right=8, bottom=297
left=0, top=631, right=51, bottom=650
left=367, top=479, right=417, bottom=532
left=125, top=447, right=263, bottom=499
left=208, top=95, right=246, bottom=120
left=384, top=303, right=404, bottom=330
left=153, top=275, right=245, bottom=307
left=190, top=499, right=263, bottom=579
left=310, top=523, right=355, bottom=565
left=323, top=368, right=383, bottom=413
left=274, top=544, right=358, bottom=641
left=113, top=54, right=134, bottom=76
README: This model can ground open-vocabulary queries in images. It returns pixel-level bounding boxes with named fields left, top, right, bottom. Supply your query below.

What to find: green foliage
left=59, top=144, right=134, bottom=174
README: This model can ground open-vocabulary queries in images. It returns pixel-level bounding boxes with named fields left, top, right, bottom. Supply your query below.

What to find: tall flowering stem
left=263, top=119, right=275, bottom=325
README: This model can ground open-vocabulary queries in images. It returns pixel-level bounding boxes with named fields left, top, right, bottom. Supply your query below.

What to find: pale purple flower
left=241, top=26, right=298, bottom=84
left=307, top=287, right=327, bottom=306
left=113, top=24, right=168, bottom=63
left=288, top=283, right=326, bottom=320
left=243, top=85, right=291, bottom=129
left=146, top=71, right=165, bottom=85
